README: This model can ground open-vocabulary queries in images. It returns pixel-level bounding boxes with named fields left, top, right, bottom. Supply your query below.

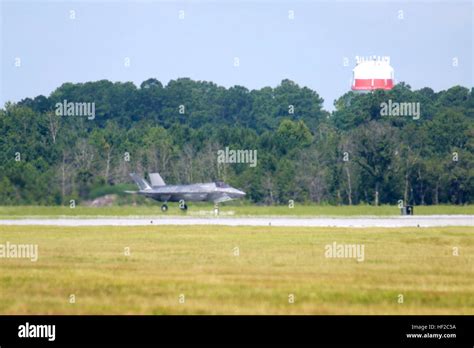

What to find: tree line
left=0, top=78, right=472, bottom=205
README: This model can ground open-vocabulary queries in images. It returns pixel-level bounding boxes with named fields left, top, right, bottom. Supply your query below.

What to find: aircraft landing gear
left=179, top=200, right=188, bottom=211
left=161, top=204, right=168, bottom=212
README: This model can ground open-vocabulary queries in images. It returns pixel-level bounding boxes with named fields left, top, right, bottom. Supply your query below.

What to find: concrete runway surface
left=0, top=215, right=472, bottom=228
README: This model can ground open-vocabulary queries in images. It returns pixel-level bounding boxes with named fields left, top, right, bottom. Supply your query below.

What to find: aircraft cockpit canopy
left=215, top=181, right=230, bottom=188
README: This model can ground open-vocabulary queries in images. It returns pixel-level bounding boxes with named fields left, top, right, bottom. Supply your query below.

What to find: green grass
left=0, top=204, right=472, bottom=218
left=0, top=225, right=472, bottom=314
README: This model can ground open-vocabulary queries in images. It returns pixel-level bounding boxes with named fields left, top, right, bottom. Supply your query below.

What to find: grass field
left=0, top=204, right=472, bottom=218
left=0, top=225, right=473, bottom=314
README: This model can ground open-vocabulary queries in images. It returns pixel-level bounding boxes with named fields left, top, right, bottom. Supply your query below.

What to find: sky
left=1, top=0, right=473, bottom=111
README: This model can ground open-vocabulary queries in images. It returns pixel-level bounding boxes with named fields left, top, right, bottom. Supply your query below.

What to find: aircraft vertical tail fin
left=149, top=173, right=166, bottom=187
left=130, top=173, right=152, bottom=191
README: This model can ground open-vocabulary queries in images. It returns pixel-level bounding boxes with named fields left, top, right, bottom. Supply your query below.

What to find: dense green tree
left=0, top=78, right=472, bottom=205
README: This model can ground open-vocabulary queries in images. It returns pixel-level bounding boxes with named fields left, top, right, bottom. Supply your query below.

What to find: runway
left=0, top=215, right=472, bottom=227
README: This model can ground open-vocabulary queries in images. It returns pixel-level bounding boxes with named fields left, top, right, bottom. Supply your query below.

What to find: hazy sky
left=1, top=0, right=472, bottom=111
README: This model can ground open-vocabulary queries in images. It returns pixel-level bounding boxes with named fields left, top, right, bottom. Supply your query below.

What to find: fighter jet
left=128, top=172, right=246, bottom=212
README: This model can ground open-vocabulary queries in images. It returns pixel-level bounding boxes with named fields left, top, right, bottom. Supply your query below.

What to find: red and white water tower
left=352, top=56, right=394, bottom=91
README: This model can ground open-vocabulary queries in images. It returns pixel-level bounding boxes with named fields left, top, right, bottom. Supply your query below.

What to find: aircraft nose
left=228, top=187, right=246, bottom=198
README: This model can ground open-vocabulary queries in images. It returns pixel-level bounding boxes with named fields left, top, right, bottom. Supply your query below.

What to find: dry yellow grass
left=0, top=225, right=472, bottom=314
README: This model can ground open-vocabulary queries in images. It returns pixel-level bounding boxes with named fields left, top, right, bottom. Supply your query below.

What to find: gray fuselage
left=139, top=182, right=245, bottom=203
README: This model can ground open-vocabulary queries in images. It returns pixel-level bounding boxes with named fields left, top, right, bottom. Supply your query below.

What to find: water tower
left=352, top=56, right=394, bottom=92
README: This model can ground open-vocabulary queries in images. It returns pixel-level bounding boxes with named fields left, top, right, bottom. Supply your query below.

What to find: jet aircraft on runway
left=128, top=173, right=246, bottom=212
